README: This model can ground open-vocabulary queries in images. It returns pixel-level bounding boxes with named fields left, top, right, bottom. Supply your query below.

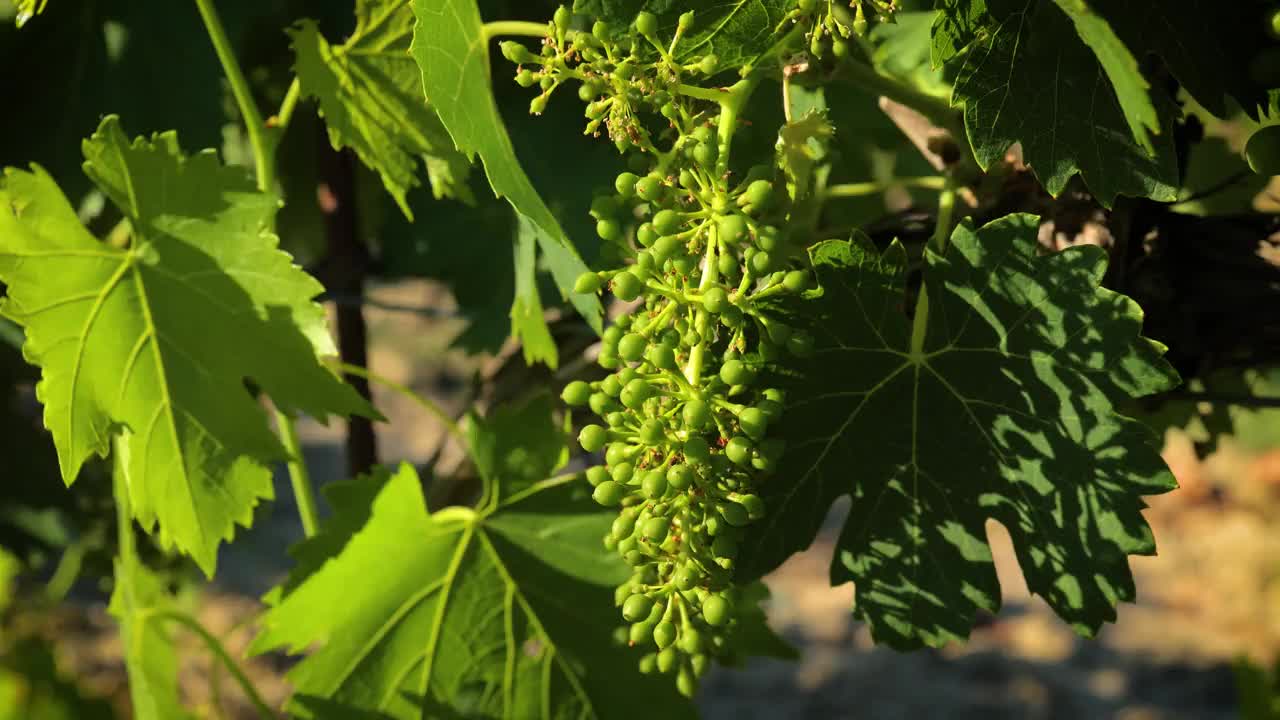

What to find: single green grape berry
left=617, top=535, right=637, bottom=555
left=592, top=19, right=609, bottom=41
left=630, top=620, right=653, bottom=645
left=561, top=380, right=592, bottom=406
left=701, top=287, right=729, bottom=314
left=623, top=593, right=655, bottom=621
left=751, top=250, right=774, bottom=274
left=720, top=500, right=750, bottom=526
left=678, top=168, right=696, bottom=188
left=718, top=214, right=747, bottom=244
left=588, top=392, right=614, bottom=416
left=788, top=331, right=815, bottom=357
left=586, top=465, right=610, bottom=487
left=724, top=435, right=753, bottom=466
left=579, top=424, right=609, bottom=453
left=764, top=388, right=785, bottom=403
left=621, top=379, right=655, bottom=409
left=692, top=125, right=714, bottom=143
left=639, top=652, right=658, bottom=674
left=693, top=142, right=717, bottom=168
left=515, top=69, right=536, bottom=87
left=610, top=462, right=635, bottom=484
left=738, top=493, right=766, bottom=519
left=683, top=436, right=711, bottom=464
left=717, top=252, right=739, bottom=277
left=579, top=81, right=601, bottom=102
left=615, top=171, right=639, bottom=197
left=738, top=406, right=768, bottom=440
left=641, top=471, right=668, bottom=500
left=783, top=269, right=810, bottom=292
left=642, top=515, right=669, bottom=541
left=744, top=179, right=774, bottom=207
left=672, top=256, right=695, bottom=275
left=597, top=218, right=623, bottom=242
left=767, top=321, right=792, bottom=345
left=702, top=594, right=732, bottom=627
left=653, top=621, right=677, bottom=649
left=529, top=94, right=549, bottom=114
left=699, top=54, right=719, bottom=75
left=640, top=419, right=665, bottom=445
left=757, top=398, right=784, bottom=421
left=592, top=480, right=626, bottom=506
left=612, top=271, right=644, bottom=301
left=719, top=359, right=753, bottom=386
left=554, top=5, right=571, bottom=29
left=678, top=626, right=705, bottom=654
left=636, top=175, right=664, bottom=202
left=637, top=222, right=658, bottom=247
left=756, top=225, right=780, bottom=251
left=797, top=0, right=816, bottom=11
left=677, top=665, right=696, bottom=697
left=612, top=512, right=637, bottom=540
left=674, top=566, right=700, bottom=591
left=624, top=549, right=647, bottom=565
left=614, top=60, right=634, bottom=80
left=704, top=514, right=723, bottom=537
left=500, top=41, right=531, bottom=63
left=651, top=235, right=681, bottom=264
left=678, top=10, right=695, bottom=31
left=667, top=464, right=694, bottom=490
left=635, top=10, right=658, bottom=36
left=605, top=442, right=631, bottom=467
left=600, top=375, right=622, bottom=397
left=648, top=344, right=677, bottom=370
left=618, top=333, right=647, bottom=362
left=691, top=653, right=710, bottom=678
left=590, top=194, right=620, bottom=219
left=661, top=102, right=680, bottom=121
left=653, top=209, right=683, bottom=235
left=657, top=646, right=679, bottom=674
left=636, top=251, right=655, bottom=272
left=683, top=398, right=711, bottom=429
left=573, top=271, right=603, bottom=294
left=615, top=582, right=635, bottom=607
left=602, top=325, right=624, bottom=346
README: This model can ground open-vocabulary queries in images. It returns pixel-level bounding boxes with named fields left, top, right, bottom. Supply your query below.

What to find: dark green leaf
left=739, top=214, right=1179, bottom=648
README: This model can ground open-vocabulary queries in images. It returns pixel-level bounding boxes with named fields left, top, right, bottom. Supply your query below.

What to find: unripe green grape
left=702, top=594, right=732, bottom=627
left=586, top=465, right=611, bottom=487
left=788, top=331, right=815, bottom=357
left=718, top=214, right=747, bottom=244
left=554, top=5, right=571, bottom=29
left=755, top=225, right=780, bottom=251
left=592, top=19, right=609, bottom=41
left=639, top=653, right=658, bottom=673
left=652, top=235, right=681, bottom=264
left=635, top=10, right=658, bottom=36
left=767, top=321, right=793, bottom=345
left=579, top=424, right=609, bottom=452
left=683, top=398, right=711, bottom=429
left=615, top=582, right=635, bottom=607
left=738, top=493, right=765, bottom=519
left=699, top=54, right=719, bottom=75
left=618, top=333, right=647, bottom=362
left=756, top=399, right=783, bottom=421
left=693, top=142, right=717, bottom=168
left=597, top=218, right=623, bottom=242
left=691, top=653, right=710, bottom=677
left=621, top=379, right=655, bottom=409
left=738, top=406, right=768, bottom=440
left=783, top=269, right=810, bottom=292
left=642, top=515, right=669, bottom=541
left=636, top=175, right=665, bottom=202
left=661, top=102, right=680, bottom=121
left=615, top=171, right=639, bottom=197
left=719, top=359, right=753, bottom=386
left=630, top=620, right=653, bottom=645
left=637, top=222, right=658, bottom=247
left=797, top=0, right=816, bottom=11
left=701, top=287, right=729, bottom=313
left=717, top=252, right=739, bottom=277
left=674, top=566, right=700, bottom=591
left=652, top=209, right=682, bottom=235
left=573, top=271, right=603, bottom=294
left=683, top=436, right=711, bottom=464
left=579, top=81, right=602, bottom=102
left=593, top=480, right=626, bottom=506
left=529, top=94, right=549, bottom=114
left=657, top=646, right=679, bottom=674
left=677, top=665, right=696, bottom=697
left=744, top=179, right=774, bottom=207
left=590, top=194, right=619, bottom=219
left=751, top=250, right=774, bottom=274
left=613, top=271, right=643, bottom=301
left=515, top=69, right=536, bottom=87
left=500, top=41, right=534, bottom=63
left=672, top=256, right=695, bottom=275
left=562, top=380, right=592, bottom=406
left=653, top=621, right=677, bottom=649
left=610, top=462, right=635, bottom=484
left=605, top=442, right=631, bottom=467
left=612, top=511, right=638, bottom=539
left=678, top=168, right=696, bottom=189
left=648, top=344, right=677, bottom=370
left=640, top=419, right=665, bottom=444
left=667, top=464, right=694, bottom=490
left=704, top=514, right=724, bottom=537
left=720, top=303, right=744, bottom=329
left=600, top=375, right=622, bottom=398
left=724, top=436, right=753, bottom=466
left=602, top=325, right=624, bottom=346
left=678, top=626, right=706, bottom=654
left=641, top=471, right=668, bottom=499
left=617, top=536, right=637, bottom=555
left=623, top=593, right=655, bottom=621
left=588, top=393, right=614, bottom=416
left=719, top=500, right=750, bottom=526
left=614, top=60, right=634, bottom=80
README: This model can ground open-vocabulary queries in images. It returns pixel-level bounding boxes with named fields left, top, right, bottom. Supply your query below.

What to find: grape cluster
left=509, top=6, right=817, bottom=696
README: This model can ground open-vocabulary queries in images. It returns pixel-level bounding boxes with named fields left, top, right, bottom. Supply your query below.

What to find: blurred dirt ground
left=13, top=279, right=1280, bottom=719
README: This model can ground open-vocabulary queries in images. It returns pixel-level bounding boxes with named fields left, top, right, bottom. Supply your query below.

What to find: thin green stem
left=273, top=76, right=302, bottom=132
left=193, top=0, right=272, bottom=192
left=910, top=183, right=958, bottom=357
left=674, top=83, right=731, bottom=103
left=836, top=59, right=958, bottom=132
left=113, top=438, right=136, bottom=566
left=147, top=609, right=275, bottom=719
left=338, top=362, right=465, bottom=445
left=44, top=539, right=86, bottom=604
left=825, top=176, right=947, bottom=198
left=483, top=20, right=548, bottom=41
left=274, top=408, right=319, bottom=538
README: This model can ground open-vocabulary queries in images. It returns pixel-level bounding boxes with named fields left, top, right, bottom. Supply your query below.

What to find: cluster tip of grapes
left=508, top=5, right=821, bottom=697
left=794, top=0, right=900, bottom=58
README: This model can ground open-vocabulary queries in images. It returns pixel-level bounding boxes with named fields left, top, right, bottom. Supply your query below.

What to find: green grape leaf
left=573, top=0, right=792, bottom=70
left=464, top=392, right=566, bottom=507
left=10, top=0, right=47, bottom=27
left=251, top=462, right=696, bottom=718
left=935, top=0, right=1178, bottom=204
left=0, top=116, right=371, bottom=574
left=410, top=0, right=603, bottom=344
left=290, top=0, right=472, bottom=216
left=740, top=214, right=1179, bottom=649
left=511, top=216, right=559, bottom=368
left=109, top=556, right=189, bottom=720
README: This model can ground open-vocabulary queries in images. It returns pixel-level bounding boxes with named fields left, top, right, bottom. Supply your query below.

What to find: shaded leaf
left=739, top=215, right=1179, bottom=648
left=109, top=556, right=188, bottom=720
left=0, top=116, right=370, bottom=573
left=290, top=0, right=472, bottom=216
